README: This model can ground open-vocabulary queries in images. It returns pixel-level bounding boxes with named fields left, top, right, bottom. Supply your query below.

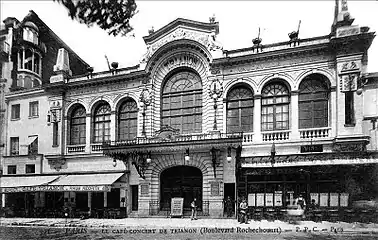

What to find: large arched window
left=261, top=82, right=290, bottom=131
left=161, top=70, right=202, bottom=134
left=299, top=75, right=330, bottom=129
left=93, top=102, right=111, bottom=143
left=70, top=105, right=86, bottom=145
left=118, top=99, right=138, bottom=141
left=226, top=85, right=254, bottom=133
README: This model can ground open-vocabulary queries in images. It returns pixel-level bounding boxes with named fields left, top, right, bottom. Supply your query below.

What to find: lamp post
left=140, top=88, right=152, bottom=137
left=208, top=79, right=223, bottom=131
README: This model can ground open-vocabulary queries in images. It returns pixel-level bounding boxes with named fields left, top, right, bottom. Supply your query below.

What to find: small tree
left=54, top=0, right=138, bottom=36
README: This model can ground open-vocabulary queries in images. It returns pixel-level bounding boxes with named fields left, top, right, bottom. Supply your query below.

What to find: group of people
left=190, top=194, right=319, bottom=222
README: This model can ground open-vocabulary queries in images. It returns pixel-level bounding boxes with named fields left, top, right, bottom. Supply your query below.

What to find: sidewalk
left=1, top=217, right=378, bottom=234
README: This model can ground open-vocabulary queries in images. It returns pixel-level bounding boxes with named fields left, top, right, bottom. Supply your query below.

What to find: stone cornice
left=5, top=88, right=45, bottom=100
left=212, top=41, right=330, bottom=68
left=143, top=18, right=219, bottom=44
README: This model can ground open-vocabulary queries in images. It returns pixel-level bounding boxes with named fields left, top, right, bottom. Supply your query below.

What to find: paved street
left=1, top=217, right=378, bottom=239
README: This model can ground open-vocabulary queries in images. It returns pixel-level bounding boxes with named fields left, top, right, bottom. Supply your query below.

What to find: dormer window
left=23, top=22, right=39, bottom=45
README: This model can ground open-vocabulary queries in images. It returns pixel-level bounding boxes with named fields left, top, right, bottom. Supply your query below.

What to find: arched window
left=70, top=105, right=86, bottom=145
left=93, top=103, right=111, bottom=143
left=162, top=70, right=202, bottom=134
left=226, top=86, right=254, bottom=133
left=118, top=99, right=138, bottom=141
left=299, top=75, right=329, bottom=129
left=261, top=82, right=290, bottom=131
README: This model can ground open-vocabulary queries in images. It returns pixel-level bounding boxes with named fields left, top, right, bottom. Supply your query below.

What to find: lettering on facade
left=300, top=145, right=323, bottom=153
left=210, top=181, right=220, bottom=196
left=336, top=26, right=360, bottom=38
left=140, top=184, right=149, bottom=196
left=2, top=185, right=111, bottom=193
left=163, top=55, right=199, bottom=72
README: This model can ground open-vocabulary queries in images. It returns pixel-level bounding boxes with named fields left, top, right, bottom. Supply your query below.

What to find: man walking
left=191, top=198, right=197, bottom=220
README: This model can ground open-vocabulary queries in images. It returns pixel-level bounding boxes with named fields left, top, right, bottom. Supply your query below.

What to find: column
left=110, top=111, right=116, bottom=142
left=330, top=89, right=337, bottom=138
left=31, top=49, right=34, bottom=72
left=291, top=92, right=300, bottom=140
left=253, top=95, right=262, bottom=142
left=88, top=192, right=92, bottom=212
left=17, top=50, right=21, bottom=70
left=85, top=114, right=91, bottom=152
left=38, top=54, right=42, bottom=76
left=104, top=192, right=107, bottom=207
left=22, top=48, right=25, bottom=69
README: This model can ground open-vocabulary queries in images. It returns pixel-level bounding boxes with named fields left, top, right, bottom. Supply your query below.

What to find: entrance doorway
left=131, top=185, right=138, bottom=211
left=160, top=166, right=202, bottom=211
left=224, top=183, right=235, bottom=216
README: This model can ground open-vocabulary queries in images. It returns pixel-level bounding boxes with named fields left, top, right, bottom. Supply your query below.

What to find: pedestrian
left=239, top=199, right=248, bottom=224
left=294, top=194, right=306, bottom=219
left=225, top=196, right=233, bottom=217
left=191, top=198, right=197, bottom=220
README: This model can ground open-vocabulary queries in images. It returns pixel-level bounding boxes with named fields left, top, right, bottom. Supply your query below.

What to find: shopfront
left=0, top=172, right=127, bottom=218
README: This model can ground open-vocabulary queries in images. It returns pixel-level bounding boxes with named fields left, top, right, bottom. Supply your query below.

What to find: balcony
left=67, top=145, right=86, bottom=154
left=262, top=130, right=291, bottom=142
left=299, top=127, right=331, bottom=139
left=103, top=131, right=243, bottom=157
left=91, top=143, right=103, bottom=152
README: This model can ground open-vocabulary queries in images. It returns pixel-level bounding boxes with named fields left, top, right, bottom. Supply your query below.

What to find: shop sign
left=171, top=197, right=184, bottom=217
left=2, top=185, right=111, bottom=193
left=300, top=145, right=323, bottom=153
left=210, top=181, right=220, bottom=196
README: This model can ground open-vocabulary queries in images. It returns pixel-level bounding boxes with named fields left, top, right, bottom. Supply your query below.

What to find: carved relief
left=48, top=158, right=66, bottom=171
left=141, top=28, right=222, bottom=63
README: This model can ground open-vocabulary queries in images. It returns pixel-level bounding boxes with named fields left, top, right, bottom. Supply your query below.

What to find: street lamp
left=227, top=146, right=232, bottom=163
left=208, top=79, right=223, bottom=131
left=184, top=148, right=190, bottom=163
left=140, top=88, right=152, bottom=137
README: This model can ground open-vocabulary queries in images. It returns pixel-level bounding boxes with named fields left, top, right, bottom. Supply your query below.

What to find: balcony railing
left=299, top=127, right=331, bottom=139
left=91, top=143, right=103, bottom=152
left=262, top=130, right=290, bottom=142
left=67, top=145, right=86, bottom=153
left=243, top=132, right=254, bottom=143
left=113, top=132, right=243, bottom=146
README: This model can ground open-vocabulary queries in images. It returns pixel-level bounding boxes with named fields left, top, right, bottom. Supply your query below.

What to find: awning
left=48, top=172, right=124, bottom=189
left=26, top=136, right=38, bottom=145
left=0, top=173, right=124, bottom=193
left=0, top=175, right=59, bottom=193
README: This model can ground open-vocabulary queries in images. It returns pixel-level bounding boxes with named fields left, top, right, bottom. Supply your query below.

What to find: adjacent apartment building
left=1, top=0, right=377, bottom=219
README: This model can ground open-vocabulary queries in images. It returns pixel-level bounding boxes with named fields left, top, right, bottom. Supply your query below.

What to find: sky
left=1, top=0, right=378, bottom=73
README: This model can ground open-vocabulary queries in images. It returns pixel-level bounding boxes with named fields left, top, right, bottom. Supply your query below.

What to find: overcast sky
left=1, top=1, right=378, bottom=73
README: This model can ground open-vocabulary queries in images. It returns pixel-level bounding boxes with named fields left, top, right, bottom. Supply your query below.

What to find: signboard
left=140, top=184, right=149, bottom=196
left=310, top=193, right=319, bottom=205
left=170, top=197, right=184, bottom=217
left=265, top=193, right=274, bottom=206
left=1, top=185, right=111, bottom=193
left=300, top=145, right=323, bottom=153
left=274, top=193, right=282, bottom=206
left=256, top=193, right=264, bottom=207
left=340, top=193, right=349, bottom=207
left=248, top=193, right=256, bottom=207
left=330, top=193, right=339, bottom=207
left=210, top=181, right=220, bottom=196
left=319, top=193, right=329, bottom=207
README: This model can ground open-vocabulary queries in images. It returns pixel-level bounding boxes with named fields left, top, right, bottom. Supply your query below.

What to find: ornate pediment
left=141, top=19, right=222, bottom=63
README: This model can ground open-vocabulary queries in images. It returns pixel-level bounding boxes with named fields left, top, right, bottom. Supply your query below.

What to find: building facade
left=1, top=0, right=378, bottom=219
